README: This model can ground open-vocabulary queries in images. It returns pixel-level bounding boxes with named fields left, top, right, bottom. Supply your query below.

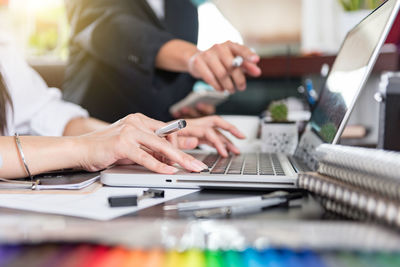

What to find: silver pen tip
left=163, top=205, right=178, bottom=211
left=178, top=120, right=187, bottom=129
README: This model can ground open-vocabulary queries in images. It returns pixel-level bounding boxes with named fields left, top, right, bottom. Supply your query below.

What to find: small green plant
left=339, top=0, right=382, bottom=11
left=320, top=123, right=337, bottom=143
left=268, top=101, right=288, bottom=123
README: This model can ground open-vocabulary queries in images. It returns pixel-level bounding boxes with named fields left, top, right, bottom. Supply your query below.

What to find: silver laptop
left=101, top=0, right=400, bottom=189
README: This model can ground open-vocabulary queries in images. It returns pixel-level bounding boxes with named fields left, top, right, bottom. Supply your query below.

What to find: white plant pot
left=261, top=121, right=298, bottom=155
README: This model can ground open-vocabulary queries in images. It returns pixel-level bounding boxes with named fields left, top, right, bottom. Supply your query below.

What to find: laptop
left=101, top=0, right=400, bottom=189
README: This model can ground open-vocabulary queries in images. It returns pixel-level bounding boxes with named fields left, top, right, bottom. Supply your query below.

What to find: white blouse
left=0, top=35, right=88, bottom=137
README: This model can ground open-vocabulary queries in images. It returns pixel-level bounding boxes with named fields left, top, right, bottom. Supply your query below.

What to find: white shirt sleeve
left=146, top=0, right=165, bottom=19
left=0, top=41, right=89, bottom=137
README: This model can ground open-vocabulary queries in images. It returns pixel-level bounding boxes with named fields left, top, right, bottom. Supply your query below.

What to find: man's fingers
left=242, top=61, right=262, bottom=77
left=205, top=56, right=235, bottom=93
left=192, top=57, right=223, bottom=91
left=228, top=42, right=260, bottom=63
left=230, top=68, right=247, bottom=91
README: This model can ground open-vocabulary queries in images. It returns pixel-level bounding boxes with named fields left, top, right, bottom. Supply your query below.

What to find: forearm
left=155, top=39, right=199, bottom=72
left=0, top=136, right=84, bottom=178
left=63, top=117, right=109, bottom=136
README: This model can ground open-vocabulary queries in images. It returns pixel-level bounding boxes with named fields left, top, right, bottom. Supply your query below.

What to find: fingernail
left=191, top=160, right=208, bottom=171
left=248, top=55, right=259, bottom=62
left=164, top=166, right=179, bottom=174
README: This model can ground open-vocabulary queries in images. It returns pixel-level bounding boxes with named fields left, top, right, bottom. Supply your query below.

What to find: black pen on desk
left=108, top=189, right=165, bottom=207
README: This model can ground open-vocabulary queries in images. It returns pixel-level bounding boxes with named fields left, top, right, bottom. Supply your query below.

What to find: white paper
left=0, top=186, right=198, bottom=221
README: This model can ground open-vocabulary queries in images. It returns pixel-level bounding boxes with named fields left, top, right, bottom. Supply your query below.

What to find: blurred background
left=1, top=0, right=388, bottom=60
left=0, top=0, right=398, bottom=147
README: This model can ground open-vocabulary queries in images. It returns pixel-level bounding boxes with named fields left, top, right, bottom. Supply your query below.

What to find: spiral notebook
left=298, top=144, right=400, bottom=227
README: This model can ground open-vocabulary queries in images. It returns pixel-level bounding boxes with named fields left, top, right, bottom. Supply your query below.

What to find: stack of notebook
left=298, top=144, right=400, bottom=227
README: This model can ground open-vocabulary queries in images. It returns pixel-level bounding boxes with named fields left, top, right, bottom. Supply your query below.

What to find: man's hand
left=156, top=40, right=261, bottom=93
left=188, top=41, right=261, bottom=93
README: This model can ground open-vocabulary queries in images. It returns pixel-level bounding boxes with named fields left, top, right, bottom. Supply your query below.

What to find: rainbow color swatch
left=0, top=244, right=400, bottom=266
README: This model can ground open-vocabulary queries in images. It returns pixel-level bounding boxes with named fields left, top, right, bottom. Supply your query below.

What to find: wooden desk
left=258, top=51, right=399, bottom=78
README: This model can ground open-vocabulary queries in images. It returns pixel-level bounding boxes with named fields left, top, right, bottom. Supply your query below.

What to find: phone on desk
left=169, top=90, right=229, bottom=115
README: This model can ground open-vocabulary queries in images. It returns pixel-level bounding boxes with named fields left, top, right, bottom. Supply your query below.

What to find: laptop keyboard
left=194, top=153, right=286, bottom=176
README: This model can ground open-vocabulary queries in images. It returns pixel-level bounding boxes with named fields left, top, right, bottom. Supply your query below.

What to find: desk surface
left=0, top=188, right=325, bottom=221
left=1, top=188, right=400, bottom=253
left=133, top=189, right=325, bottom=221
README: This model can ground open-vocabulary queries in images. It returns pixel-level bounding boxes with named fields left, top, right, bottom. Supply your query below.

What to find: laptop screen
left=308, top=0, right=398, bottom=144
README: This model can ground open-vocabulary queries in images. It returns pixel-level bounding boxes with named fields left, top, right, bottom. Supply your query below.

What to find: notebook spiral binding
left=298, top=172, right=400, bottom=228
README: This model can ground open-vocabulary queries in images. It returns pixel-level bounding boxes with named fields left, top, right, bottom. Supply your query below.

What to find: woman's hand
left=77, top=113, right=208, bottom=174
left=177, top=116, right=246, bottom=157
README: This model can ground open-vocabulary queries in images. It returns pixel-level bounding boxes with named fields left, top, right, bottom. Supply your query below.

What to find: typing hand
left=188, top=41, right=261, bottom=93
left=77, top=113, right=207, bottom=174
left=177, top=116, right=246, bottom=157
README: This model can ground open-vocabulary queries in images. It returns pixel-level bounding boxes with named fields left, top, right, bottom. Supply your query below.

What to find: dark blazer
left=63, top=0, right=198, bottom=122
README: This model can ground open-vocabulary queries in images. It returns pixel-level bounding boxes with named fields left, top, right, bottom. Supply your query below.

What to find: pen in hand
left=155, top=119, right=187, bottom=137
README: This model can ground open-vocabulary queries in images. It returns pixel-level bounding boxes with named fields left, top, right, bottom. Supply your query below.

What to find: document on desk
left=0, top=186, right=198, bottom=221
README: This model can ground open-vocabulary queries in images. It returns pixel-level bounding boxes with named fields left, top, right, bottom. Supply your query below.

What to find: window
left=7, top=0, right=69, bottom=61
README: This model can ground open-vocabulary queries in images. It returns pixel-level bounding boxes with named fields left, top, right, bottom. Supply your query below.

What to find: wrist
left=71, top=136, right=91, bottom=170
left=157, top=39, right=199, bottom=72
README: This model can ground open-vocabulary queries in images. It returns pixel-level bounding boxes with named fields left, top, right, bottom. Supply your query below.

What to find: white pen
left=155, top=119, right=187, bottom=137
left=163, top=191, right=289, bottom=211
left=194, top=197, right=288, bottom=218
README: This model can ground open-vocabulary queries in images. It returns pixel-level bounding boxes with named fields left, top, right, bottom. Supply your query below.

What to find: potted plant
left=261, top=101, right=298, bottom=155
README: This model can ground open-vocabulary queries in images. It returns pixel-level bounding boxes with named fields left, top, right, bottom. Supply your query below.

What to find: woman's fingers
left=177, top=136, right=199, bottom=150
left=123, top=113, right=166, bottom=132
left=166, top=133, right=179, bottom=148
left=126, top=146, right=178, bottom=174
left=204, top=129, right=229, bottom=157
left=209, top=116, right=246, bottom=139
left=216, top=130, right=240, bottom=155
left=135, top=131, right=207, bottom=172
left=196, top=103, right=216, bottom=115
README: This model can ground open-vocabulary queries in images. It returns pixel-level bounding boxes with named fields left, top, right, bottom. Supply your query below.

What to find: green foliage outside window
left=339, top=0, right=383, bottom=11
left=27, top=6, right=69, bottom=60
